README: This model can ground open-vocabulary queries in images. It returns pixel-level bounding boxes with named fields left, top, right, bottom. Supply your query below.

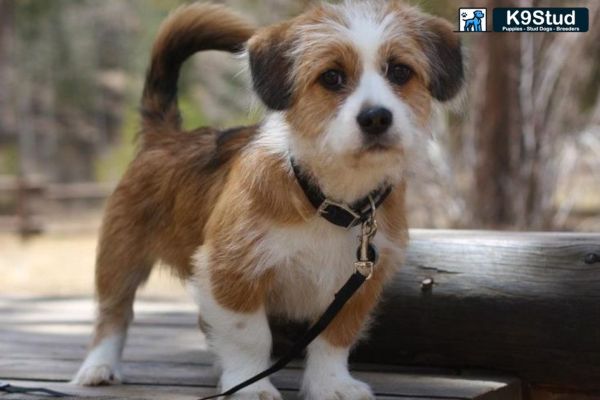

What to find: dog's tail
left=140, top=3, right=254, bottom=141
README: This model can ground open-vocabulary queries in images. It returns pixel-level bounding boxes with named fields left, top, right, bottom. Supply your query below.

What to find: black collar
left=291, top=158, right=392, bottom=229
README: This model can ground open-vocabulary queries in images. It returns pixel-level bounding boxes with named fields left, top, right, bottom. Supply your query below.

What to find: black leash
left=0, top=381, right=70, bottom=397
left=199, top=195, right=381, bottom=399
left=199, top=270, right=370, bottom=400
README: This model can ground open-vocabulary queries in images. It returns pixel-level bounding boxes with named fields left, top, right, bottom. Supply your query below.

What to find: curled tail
left=140, top=3, right=255, bottom=140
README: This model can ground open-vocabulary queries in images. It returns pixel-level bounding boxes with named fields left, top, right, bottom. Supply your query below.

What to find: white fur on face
left=320, top=3, right=421, bottom=157
left=321, top=69, right=419, bottom=156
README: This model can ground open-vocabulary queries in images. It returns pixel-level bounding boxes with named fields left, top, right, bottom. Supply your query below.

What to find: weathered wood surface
left=0, top=297, right=520, bottom=400
left=349, top=230, right=600, bottom=392
left=4, top=230, right=597, bottom=396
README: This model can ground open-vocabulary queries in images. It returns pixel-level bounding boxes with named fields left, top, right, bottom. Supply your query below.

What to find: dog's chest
left=258, top=218, right=380, bottom=321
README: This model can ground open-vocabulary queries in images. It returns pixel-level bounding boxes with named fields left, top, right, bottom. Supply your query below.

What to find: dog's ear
left=419, top=17, right=464, bottom=102
left=247, top=22, right=295, bottom=110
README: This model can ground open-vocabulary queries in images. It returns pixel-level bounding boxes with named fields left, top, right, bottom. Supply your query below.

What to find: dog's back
left=97, top=4, right=255, bottom=280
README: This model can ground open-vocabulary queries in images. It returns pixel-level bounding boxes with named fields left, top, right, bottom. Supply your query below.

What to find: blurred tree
left=1, top=0, right=598, bottom=231
left=7, top=0, right=136, bottom=181
left=464, top=0, right=600, bottom=229
left=0, top=0, right=15, bottom=145
left=469, top=0, right=524, bottom=228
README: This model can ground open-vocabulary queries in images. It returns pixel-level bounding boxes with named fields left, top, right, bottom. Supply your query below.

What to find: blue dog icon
left=463, top=10, right=485, bottom=31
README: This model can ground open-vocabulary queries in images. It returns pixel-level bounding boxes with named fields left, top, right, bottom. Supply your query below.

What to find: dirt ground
left=0, top=232, right=188, bottom=299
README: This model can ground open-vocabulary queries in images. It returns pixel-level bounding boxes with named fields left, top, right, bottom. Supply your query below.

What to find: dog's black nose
left=357, top=107, right=393, bottom=136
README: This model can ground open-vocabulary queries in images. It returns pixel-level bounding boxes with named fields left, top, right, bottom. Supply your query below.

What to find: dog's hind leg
left=73, top=213, right=154, bottom=386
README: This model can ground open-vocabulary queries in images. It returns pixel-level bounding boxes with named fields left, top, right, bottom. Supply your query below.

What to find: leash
left=0, top=381, right=71, bottom=397
left=199, top=208, right=379, bottom=400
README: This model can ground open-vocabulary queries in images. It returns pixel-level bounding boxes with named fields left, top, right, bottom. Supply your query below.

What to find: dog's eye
left=319, top=69, right=345, bottom=91
left=387, top=64, right=413, bottom=86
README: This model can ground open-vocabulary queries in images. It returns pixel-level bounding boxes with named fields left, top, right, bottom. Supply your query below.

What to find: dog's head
left=248, top=0, right=463, bottom=200
left=473, top=10, right=485, bottom=19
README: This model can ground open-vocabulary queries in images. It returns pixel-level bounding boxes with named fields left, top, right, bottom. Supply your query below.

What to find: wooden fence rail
left=0, top=175, right=114, bottom=235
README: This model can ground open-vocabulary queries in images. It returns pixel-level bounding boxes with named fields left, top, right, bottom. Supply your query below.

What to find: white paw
left=228, top=390, right=282, bottom=400
left=222, top=380, right=282, bottom=400
left=303, top=376, right=374, bottom=400
left=72, top=364, right=122, bottom=386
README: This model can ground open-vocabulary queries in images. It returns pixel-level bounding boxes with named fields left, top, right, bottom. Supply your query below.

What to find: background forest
left=0, top=0, right=599, bottom=239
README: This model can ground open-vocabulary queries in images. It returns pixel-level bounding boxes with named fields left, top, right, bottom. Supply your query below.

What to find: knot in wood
left=584, top=253, right=599, bottom=265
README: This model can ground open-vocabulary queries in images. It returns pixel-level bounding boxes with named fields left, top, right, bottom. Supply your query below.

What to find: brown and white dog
left=74, top=1, right=463, bottom=399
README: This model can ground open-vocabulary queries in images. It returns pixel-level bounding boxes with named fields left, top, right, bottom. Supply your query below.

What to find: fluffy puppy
left=74, top=1, right=463, bottom=399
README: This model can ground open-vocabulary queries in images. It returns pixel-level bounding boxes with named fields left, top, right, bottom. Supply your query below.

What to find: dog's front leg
left=301, top=264, right=391, bottom=400
left=302, top=337, right=374, bottom=400
left=191, top=248, right=281, bottom=400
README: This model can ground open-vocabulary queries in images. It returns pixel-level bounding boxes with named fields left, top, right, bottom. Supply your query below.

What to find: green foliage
left=0, top=145, right=19, bottom=175
left=179, top=95, right=209, bottom=131
left=94, top=103, right=138, bottom=182
left=94, top=92, right=208, bottom=181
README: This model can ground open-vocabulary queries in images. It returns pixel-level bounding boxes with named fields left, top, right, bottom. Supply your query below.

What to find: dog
left=463, top=10, right=485, bottom=31
left=73, top=1, right=463, bottom=399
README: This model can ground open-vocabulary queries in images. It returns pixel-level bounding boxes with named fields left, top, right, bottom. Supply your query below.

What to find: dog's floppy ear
left=247, top=22, right=295, bottom=110
left=419, top=17, right=464, bottom=102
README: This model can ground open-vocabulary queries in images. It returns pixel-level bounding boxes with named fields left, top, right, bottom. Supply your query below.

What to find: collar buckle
left=291, top=158, right=392, bottom=229
left=317, top=198, right=362, bottom=229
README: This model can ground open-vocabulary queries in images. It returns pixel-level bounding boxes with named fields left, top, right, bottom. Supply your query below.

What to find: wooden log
left=345, top=230, right=600, bottom=391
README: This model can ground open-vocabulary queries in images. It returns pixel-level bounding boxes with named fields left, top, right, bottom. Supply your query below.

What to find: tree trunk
left=0, top=0, right=15, bottom=142
left=470, top=32, right=523, bottom=227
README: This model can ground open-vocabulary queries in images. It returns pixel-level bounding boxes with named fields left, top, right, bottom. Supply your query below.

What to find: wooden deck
left=0, top=296, right=521, bottom=399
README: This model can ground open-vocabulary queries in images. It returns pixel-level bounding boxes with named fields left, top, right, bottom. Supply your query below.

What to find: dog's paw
left=228, top=390, right=282, bottom=400
left=71, top=364, right=122, bottom=386
left=303, top=376, right=374, bottom=400
left=222, top=380, right=282, bottom=400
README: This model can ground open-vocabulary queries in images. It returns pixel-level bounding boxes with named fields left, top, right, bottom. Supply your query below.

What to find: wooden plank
left=0, top=297, right=520, bottom=400
left=0, top=335, right=520, bottom=399
left=0, top=380, right=427, bottom=400
left=0, top=325, right=211, bottom=365
left=348, top=230, right=600, bottom=391
left=0, top=360, right=518, bottom=400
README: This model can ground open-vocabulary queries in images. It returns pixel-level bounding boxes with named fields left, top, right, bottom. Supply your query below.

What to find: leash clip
left=355, top=260, right=374, bottom=279
left=355, top=197, right=378, bottom=279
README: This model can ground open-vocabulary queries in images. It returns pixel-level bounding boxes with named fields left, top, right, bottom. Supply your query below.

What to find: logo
left=458, top=8, right=487, bottom=32
left=493, top=8, right=589, bottom=32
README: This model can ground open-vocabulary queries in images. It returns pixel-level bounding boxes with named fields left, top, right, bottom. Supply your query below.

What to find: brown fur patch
left=201, top=149, right=314, bottom=312
left=376, top=39, right=433, bottom=127
left=93, top=125, right=259, bottom=339
left=286, top=41, right=362, bottom=139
